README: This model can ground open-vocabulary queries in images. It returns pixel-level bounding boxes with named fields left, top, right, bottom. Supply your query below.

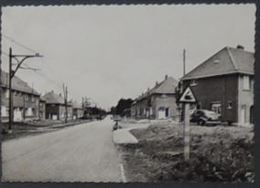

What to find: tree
left=115, top=98, right=133, bottom=116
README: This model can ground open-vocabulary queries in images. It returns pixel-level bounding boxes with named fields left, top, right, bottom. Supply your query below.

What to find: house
left=131, top=75, right=179, bottom=120
left=43, top=91, right=74, bottom=121
left=43, top=91, right=66, bottom=120
left=67, top=101, right=73, bottom=120
left=72, top=101, right=84, bottom=119
left=1, top=70, right=40, bottom=122
left=181, top=45, right=254, bottom=126
left=39, top=96, right=46, bottom=120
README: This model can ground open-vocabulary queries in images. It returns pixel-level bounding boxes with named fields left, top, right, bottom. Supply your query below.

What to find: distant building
left=43, top=91, right=67, bottom=120
left=72, top=101, right=84, bottom=119
left=131, top=75, right=179, bottom=120
left=39, top=96, right=46, bottom=120
left=181, top=45, right=254, bottom=126
left=1, top=70, right=40, bottom=122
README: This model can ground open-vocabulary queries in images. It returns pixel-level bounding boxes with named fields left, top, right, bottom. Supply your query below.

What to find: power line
left=2, top=50, right=63, bottom=92
left=2, top=34, right=38, bottom=54
left=37, top=71, right=64, bottom=91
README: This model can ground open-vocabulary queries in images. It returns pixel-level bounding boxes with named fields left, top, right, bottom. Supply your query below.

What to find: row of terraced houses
left=131, top=45, right=254, bottom=126
left=0, top=71, right=84, bottom=122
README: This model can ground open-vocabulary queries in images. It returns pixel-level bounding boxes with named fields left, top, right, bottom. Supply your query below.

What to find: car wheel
left=199, top=119, right=206, bottom=126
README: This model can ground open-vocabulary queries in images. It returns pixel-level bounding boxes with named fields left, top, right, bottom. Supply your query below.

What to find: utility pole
left=183, top=49, right=186, bottom=76
left=63, top=84, right=68, bottom=123
left=8, top=48, right=13, bottom=132
left=8, top=47, right=42, bottom=132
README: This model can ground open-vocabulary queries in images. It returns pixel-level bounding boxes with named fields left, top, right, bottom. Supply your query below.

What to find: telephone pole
left=8, top=47, right=42, bottom=132
left=63, top=84, right=68, bottom=123
left=183, top=49, right=186, bottom=76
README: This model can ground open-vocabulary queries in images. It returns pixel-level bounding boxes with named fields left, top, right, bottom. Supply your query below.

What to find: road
left=2, top=116, right=123, bottom=182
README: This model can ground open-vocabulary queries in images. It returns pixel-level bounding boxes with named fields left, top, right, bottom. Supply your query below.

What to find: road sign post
left=184, top=103, right=190, bottom=160
left=178, top=87, right=196, bottom=161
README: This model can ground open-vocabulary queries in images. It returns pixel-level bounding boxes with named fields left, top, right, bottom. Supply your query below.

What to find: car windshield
left=204, top=110, right=217, bottom=116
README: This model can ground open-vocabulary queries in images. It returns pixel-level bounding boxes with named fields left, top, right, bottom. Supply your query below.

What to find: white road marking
left=120, top=163, right=127, bottom=183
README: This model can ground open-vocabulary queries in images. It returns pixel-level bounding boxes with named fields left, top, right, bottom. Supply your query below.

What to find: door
left=14, top=108, right=23, bottom=121
left=158, top=107, right=166, bottom=119
left=165, top=108, right=169, bottom=117
left=240, top=106, right=246, bottom=124
left=250, top=106, right=254, bottom=124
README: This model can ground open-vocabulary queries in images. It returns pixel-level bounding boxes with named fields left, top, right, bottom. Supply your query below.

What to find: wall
left=183, top=74, right=239, bottom=123
left=39, top=101, right=46, bottom=119
left=152, top=94, right=178, bottom=119
left=237, top=74, right=254, bottom=126
left=1, top=87, right=40, bottom=122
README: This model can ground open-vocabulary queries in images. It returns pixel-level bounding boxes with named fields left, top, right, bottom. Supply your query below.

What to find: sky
left=1, top=4, right=256, bottom=110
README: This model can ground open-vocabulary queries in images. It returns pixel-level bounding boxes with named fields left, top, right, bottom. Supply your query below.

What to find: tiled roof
left=1, top=70, right=40, bottom=96
left=136, top=76, right=178, bottom=101
left=42, top=91, right=64, bottom=104
left=182, top=46, right=254, bottom=80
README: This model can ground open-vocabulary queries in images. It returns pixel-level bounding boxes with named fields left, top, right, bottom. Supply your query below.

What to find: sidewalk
left=112, top=121, right=150, bottom=144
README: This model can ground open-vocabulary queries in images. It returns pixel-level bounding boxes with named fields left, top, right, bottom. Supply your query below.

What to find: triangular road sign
left=179, top=87, right=196, bottom=103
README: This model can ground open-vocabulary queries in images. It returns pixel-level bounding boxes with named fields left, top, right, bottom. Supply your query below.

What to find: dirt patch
left=120, top=122, right=254, bottom=182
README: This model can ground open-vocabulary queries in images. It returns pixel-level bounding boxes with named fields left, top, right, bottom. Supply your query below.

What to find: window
left=31, top=96, right=35, bottom=102
left=190, top=80, right=198, bottom=86
left=211, top=103, right=221, bottom=114
left=243, top=76, right=250, bottom=90
left=161, top=94, right=167, bottom=98
left=25, top=95, right=29, bottom=101
left=1, top=106, right=8, bottom=117
left=5, top=90, right=9, bottom=98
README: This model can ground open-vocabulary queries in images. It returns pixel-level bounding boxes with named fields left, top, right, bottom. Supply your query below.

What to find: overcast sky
left=1, top=4, right=255, bottom=109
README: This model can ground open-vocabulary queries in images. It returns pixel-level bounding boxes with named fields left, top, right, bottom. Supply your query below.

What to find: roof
left=136, top=76, right=178, bottom=101
left=42, top=91, right=64, bottom=104
left=1, top=70, right=40, bottom=96
left=182, top=46, right=254, bottom=80
left=72, top=101, right=82, bottom=109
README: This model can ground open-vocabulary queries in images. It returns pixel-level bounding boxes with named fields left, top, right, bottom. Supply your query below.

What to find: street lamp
left=8, top=47, right=43, bottom=133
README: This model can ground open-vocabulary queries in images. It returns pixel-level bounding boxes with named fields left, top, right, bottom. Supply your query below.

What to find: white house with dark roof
left=131, top=75, right=179, bottom=120
left=1, top=70, right=40, bottom=122
left=181, top=45, right=254, bottom=126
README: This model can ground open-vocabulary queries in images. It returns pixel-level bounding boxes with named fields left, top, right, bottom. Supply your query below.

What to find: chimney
left=237, top=45, right=244, bottom=50
left=165, top=74, right=168, bottom=80
left=155, top=81, right=159, bottom=86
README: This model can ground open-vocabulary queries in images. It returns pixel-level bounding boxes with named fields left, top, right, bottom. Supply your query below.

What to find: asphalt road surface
left=2, top=116, right=123, bottom=182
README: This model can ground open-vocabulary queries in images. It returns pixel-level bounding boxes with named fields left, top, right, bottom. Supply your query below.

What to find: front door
left=158, top=107, right=166, bottom=119
left=250, top=106, right=254, bottom=124
left=240, top=106, right=246, bottom=124
left=165, top=108, right=169, bottom=117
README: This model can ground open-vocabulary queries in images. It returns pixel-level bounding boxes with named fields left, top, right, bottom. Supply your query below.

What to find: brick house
left=39, top=96, right=46, bottom=120
left=131, top=75, right=179, bottom=120
left=43, top=91, right=68, bottom=120
left=1, top=70, right=40, bottom=122
left=181, top=46, right=254, bottom=126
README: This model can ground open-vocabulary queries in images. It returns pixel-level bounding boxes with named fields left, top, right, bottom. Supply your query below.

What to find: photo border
left=0, top=0, right=258, bottom=188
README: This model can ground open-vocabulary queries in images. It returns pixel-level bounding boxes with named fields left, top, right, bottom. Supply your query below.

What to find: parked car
left=190, top=109, right=221, bottom=125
